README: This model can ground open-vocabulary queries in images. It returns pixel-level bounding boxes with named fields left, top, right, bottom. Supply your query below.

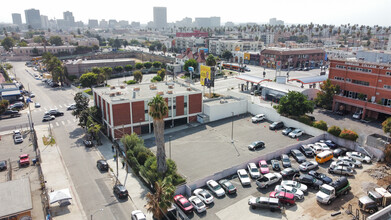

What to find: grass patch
left=83, top=88, right=92, bottom=95
left=42, top=135, right=56, bottom=146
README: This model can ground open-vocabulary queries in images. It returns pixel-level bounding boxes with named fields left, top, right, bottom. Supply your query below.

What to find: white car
left=188, top=196, right=206, bottom=213
left=34, top=102, right=41, bottom=108
left=281, top=180, right=308, bottom=193
left=255, top=173, right=282, bottom=188
left=299, top=161, right=318, bottom=172
left=206, top=180, right=225, bottom=197
left=193, top=188, right=214, bottom=204
left=346, top=152, right=371, bottom=163
left=247, top=163, right=261, bottom=179
left=330, top=160, right=355, bottom=169
left=309, top=144, right=323, bottom=155
left=131, top=210, right=146, bottom=220
left=288, top=128, right=304, bottom=138
left=275, top=185, right=304, bottom=200
left=67, top=104, right=76, bottom=110
left=338, top=156, right=362, bottom=168
left=14, top=135, right=23, bottom=144
left=237, top=169, right=251, bottom=186
left=252, top=114, right=265, bottom=123
left=315, top=142, right=331, bottom=151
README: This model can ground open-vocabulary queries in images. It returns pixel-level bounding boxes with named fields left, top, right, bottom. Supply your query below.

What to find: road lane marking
left=61, top=121, right=65, bottom=125
left=44, top=107, right=48, bottom=111
left=73, top=119, right=77, bottom=122
left=59, top=105, right=62, bottom=108
left=67, top=119, right=71, bottom=124
left=55, top=122, right=59, bottom=126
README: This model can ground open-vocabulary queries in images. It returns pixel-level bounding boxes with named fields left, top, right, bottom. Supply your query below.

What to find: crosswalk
left=33, top=103, right=74, bottom=112
left=46, top=118, right=78, bottom=127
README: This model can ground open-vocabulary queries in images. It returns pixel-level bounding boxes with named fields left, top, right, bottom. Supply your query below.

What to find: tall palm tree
left=146, top=176, right=175, bottom=220
left=148, top=95, right=169, bottom=174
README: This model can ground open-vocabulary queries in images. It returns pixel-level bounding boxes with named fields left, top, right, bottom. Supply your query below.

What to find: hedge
left=313, top=120, right=328, bottom=131
left=328, top=126, right=342, bottom=137
left=339, top=129, right=359, bottom=141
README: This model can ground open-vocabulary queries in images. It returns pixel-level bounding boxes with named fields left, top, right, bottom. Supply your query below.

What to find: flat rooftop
left=0, top=178, right=32, bottom=217
left=261, top=81, right=306, bottom=93
left=204, top=97, right=242, bottom=106
left=66, top=58, right=135, bottom=65
left=94, top=82, right=201, bottom=103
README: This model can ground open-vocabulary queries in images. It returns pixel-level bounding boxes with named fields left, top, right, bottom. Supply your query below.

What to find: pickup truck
left=359, top=188, right=391, bottom=214
left=248, top=196, right=281, bottom=211
left=255, top=173, right=282, bottom=188
left=19, top=154, right=30, bottom=166
left=316, top=177, right=350, bottom=204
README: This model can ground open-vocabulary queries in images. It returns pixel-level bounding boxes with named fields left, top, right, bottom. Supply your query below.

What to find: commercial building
left=269, top=18, right=284, bottom=26
left=260, top=48, right=325, bottom=69
left=329, top=59, right=391, bottom=120
left=388, top=34, right=391, bottom=51
left=65, top=58, right=135, bottom=77
left=13, top=45, right=76, bottom=56
left=40, top=15, right=49, bottom=29
left=71, top=37, right=99, bottom=47
left=208, top=39, right=262, bottom=56
left=174, top=37, right=206, bottom=52
left=63, top=11, right=75, bottom=28
left=93, top=82, right=203, bottom=138
left=0, top=83, right=22, bottom=102
left=11, top=13, right=22, bottom=25
left=88, top=19, right=99, bottom=28
left=176, top=31, right=208, bottom=38
left=194, top=17, right=220, bottom=28
left=153, top=7, right=167, bottom=28
left=24, top=8, right=42, bottom=29
left=356, top=50, right=391, bottom=64
left=0, top=179, right=32, bottom=220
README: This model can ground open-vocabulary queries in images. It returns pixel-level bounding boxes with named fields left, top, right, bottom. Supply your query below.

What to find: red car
left=19, top=154, right=30, bottom=166
left=269, top=191, right=295, bottom=206
left=174, top=195, right=194, bottom=214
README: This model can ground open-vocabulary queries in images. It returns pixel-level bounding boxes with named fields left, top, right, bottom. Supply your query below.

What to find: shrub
left=313, top=120, right=328, bottom=131
left=328, top=126, right=342, bottom=137
left=151, top=75, right=162, bottom=82
left=339, top=129, right=359, bottom=141
left=385, top=144, right=391, bottom=163
left=129, top=157, right=140, bottom=175
left=126, top=80, right=137, bottom=85
left=137, top=151, right=150, bottom=166
left=298, top=115, right=313, bottom=126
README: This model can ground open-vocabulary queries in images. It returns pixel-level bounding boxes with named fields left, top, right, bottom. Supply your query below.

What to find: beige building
left=65, top=58, right=136, bottom=76
left=71, top=38, right=99, bottom=47
left=13, top=45, right=76, bottom=56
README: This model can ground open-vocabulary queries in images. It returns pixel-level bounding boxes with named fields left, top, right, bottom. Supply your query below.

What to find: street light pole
left=169, top=136, right=172, bottom=159
left=91, top=208, right=104, bottom=220
left=231, top=112, right=234, bottom=143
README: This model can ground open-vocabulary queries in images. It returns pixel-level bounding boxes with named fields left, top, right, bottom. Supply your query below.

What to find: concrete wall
left=203, top=99, right=247, bottom=122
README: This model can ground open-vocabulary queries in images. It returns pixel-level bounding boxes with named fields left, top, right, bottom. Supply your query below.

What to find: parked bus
left=222, top=63, right=244, bottom=72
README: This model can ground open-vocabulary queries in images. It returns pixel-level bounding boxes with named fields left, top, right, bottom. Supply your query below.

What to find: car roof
left=248, top=163, right=257, bottom=168
left=238, top=169, right=247, bottom=175
left=208, top=180, right=218, bottom=186
left=20, top=154, right=29, bottom=157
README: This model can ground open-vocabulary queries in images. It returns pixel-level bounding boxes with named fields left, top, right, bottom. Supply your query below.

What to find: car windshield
left=283, top=158, right=290, bottom=162
left=202, top=191, right=211, bottom=198
left=212, top=184, right=221, bottom=190
left=228, top=184, right=235, bottom=190
left=240, top=173, right=248, bottom=178
left=20, top=156, right=28, bottom=159
left=261, top=164, right=267, bottom=168
left=183, top=201, right=191, bottom=208
left=296, top=152, right=304, bottom=156
left=251, top=167, right=258, bottom=172
left=320, top=187, right=331, bottom=195
left=252, top=142, right=258, bottom=146
left=195, top=201, right=203, bottom=207
left=296, top=182, right=301, bottom=187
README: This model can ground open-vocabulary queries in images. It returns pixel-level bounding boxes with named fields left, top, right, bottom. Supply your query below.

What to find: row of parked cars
left=251, top=114, right=305, bottom=138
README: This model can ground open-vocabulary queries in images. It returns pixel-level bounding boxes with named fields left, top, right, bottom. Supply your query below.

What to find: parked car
left=308, top=170, right=332, bottom=184
left=248, top=197, right=281, bottom=211
left=206, top=180, right=225, bottom=197
left=174, top=195, right=194, bottom=214
left=19, top=154, right=30, bottom=166
left=288, top=129, right=304, bottom=138
left=218, top=179, right=237, bottom=194
left=83, top=140, right=93, bottom=147
left=281, top=154, right=291, bottom=167
left=333, top=148, right=347, bottom=157
left=346, top=152, right=371, bottom=163
left=271, top=159, right=281, bottom=171
left=338, top=156, right=362, bottom=168
left=280, top=168, right=300, bottom=179
left=259, top=160, right=270, bottom=174
left=295, top=174, right=323, bottom=189
left=299, top=161, right=318, bottom=172
left=252, top=114, right=265, bottom=123
left=34, top=102, right=41, bottom=108
left=309, top=144, right=323, bottom=155
left=255, top=173, right=282, bottom=188
left=320, top=140, right=337, bottom=149
left=42, top=115, right=55, bottom=121
left=269, top=121, right=284, bottom=130
left=0, top=160, right=7, bottom=171
left=13, top=134, right=23, bottom=144
left=96, top=160, right=109, bottom=171
left=282, top=127, right=295, bottom=135
left=328, top=165, right=354, bottom=176
left=330, top=161, right=355, bottom=169
left=237, top=169, right=251, bottom=186
left=47, top=109, right=64, bottom=117
left=193, top=188, right=214, bottom=204
left=300, top=145, right=314, bottom=157
left=29, top=93, right=35, bottom=98
left=281, top=180, right=308, bottom=193
left=131, top=210, right=146, bottom=220
left=291, top=149, right=307, bottom=163
left=67, top=104, right=76, bottom=110
left=247, top=163, right=261, bottom=179
left=315, top=142, right=331, bottom=152
left=188, top=196, right=206, bottom=213
left=275, top=185, right=304, bottom=200
left=248, top=141, right=265, bottom=151
left=269, top=191, right=296, bottom=206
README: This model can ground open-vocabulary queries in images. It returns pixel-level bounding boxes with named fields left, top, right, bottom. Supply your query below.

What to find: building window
left=336, top=65, right=346, bottom=69
left=384, top=85, right=391, bottom=90
left=334, top=76, right=344, bottom=81
left=346, top=78, right=351, bottom=82
left=184, top=95, right=188, bottom=115
left=144, top=101, right=149, bottom=121
left=352, top=79, right=369, bottom=86
left=386, top=72, right=391, bottom=76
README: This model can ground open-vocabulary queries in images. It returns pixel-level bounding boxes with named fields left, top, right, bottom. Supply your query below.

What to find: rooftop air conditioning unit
left=134, top=87, right=140, bottom=91
left=110, top=86, right=116, bottom=90
left=186, top=87, right=192, bottom=91
left=157, top=91, right=164, bottom=95
left=120, top=85, right=125, bottom=89
left=167, top=91, right=173, bottom=94
left=109, top=93, right=115, bottom=97
left=116, top=91, right=122, bottom=95
left=168, top=85, right=174, bottom=89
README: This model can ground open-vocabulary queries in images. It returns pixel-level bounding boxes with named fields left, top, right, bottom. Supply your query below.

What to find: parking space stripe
left=59, top=105, right=62, bottom=108
left=55, top=122, right=59, bottom=126
left=67, top=120, right=71, bottom=124
left=61, top=121, right=65, bottom=125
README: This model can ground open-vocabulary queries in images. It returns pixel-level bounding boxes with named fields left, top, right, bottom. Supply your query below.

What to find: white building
left=153, top=7, right=167, bottom=28
left=388, top=34, right=391, bottom=51
left=208, top=39, right=262, bottom=55
left=175, top=37, right=205, bottom=51
left=71, top=38, right=99, bottom=47
left=13, top=45, right=76, bottom=56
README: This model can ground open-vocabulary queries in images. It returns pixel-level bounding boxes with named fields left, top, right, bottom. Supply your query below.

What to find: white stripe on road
left=59, top=105, right=62, bottom=108
left=73, top=119, right=77, bottom=122
left=67, top=119, right=71, bottom=124
left=61, top=121, right=65, bottom=125
left=44, top=107, right=48, bottom=111
left=55, top=122, right=59, bottom=126
left=38, top=108, right=42, bottom=112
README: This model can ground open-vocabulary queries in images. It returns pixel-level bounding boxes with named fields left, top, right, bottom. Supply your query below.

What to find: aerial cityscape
left=1, top=2, right=391, bottom=220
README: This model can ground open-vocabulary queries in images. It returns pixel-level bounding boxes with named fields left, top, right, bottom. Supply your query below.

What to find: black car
left=113, top=184, right=128, bottom=199
left=269, top=121, right=284, bottom=130
left=320, top=140, right=337, bottom=149
left=291, top=149, right=307, bottom=163
left=83, top=140, right=93, bottom=147
left=308, top=170, right=332, bottom=184
left=219, top=179, right=237, bottom=194
left=281, top=154, right=291, bottom=168
left=97, top=160, right=109, bottom=171
left=47, top=109, right=64, bottom=116
left=300, top=145, right=314, bottom=157
left=333, top=148, right=347, bottom=157
left=248, top=141, right=265, bottom=151
left=280, top=167, right=300, bottom=179
left=295, top=174, right=323, bottom=189
left=0, top=160, right=7, bottom=171
left=271, top=159, right=281, bottom=171
left=282, top=127, right=295, bottom=135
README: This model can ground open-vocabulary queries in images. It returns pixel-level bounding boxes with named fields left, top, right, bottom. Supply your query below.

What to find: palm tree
left=146, top=176, right=175, bottom=220
left=148, top=95, right=169, bottom=174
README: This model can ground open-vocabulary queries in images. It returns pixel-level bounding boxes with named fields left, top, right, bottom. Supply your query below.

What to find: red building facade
left=260, top=48, right=325, bottom=69
left=329, top=59, right=391, bottom=120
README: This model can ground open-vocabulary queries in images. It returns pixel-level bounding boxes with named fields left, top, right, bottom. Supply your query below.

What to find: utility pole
left=231, top=112, right=234, bottom=143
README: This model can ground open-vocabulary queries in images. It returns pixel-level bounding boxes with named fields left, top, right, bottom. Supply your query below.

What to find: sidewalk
left=35, top=125, right=87, bottom=220
left=96, top=134, right=153, bottom=219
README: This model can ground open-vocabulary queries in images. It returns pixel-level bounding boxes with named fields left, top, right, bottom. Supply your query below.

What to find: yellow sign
left=200, top=65, right=211, bottom=86
left=235, top=46, right=240, bottom=51
left=244, top=53, right=250, bottom=60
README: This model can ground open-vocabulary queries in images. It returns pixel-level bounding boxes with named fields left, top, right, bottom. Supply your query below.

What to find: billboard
left=200, top=65, right=211, bottom=86
left=244, top=53, right=250, bottom=60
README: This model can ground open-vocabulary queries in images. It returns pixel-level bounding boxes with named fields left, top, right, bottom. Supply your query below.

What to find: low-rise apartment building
left=13, top=45, right=76, bottom=56
left=260, top=48, right=325, bottom=69
left=64, top=58, right=135, bottom=77
left=208, top=39, right=262, bottom=56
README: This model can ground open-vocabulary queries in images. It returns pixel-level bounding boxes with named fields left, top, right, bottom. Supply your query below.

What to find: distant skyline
left=1, top=0, right=391, bottom=26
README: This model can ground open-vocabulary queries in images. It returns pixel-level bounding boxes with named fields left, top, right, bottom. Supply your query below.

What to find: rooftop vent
left=110, top=86, right=116, bottom=90
left=109, top=93, right=115, bottom=97
left=150, top=85, right=157, bottom=90
left=168, top=85, right=174, bottom=89
left=167, top=90, right=173, bottom=94
left=120, top=85, right=125, bottom=89
left=186, top=87, right=192, bottom=91
left=134, top=87, right=140, bottom=91
left=116, top=91, right=122, bottom=95
left=157, top=91, right=164, bottom=95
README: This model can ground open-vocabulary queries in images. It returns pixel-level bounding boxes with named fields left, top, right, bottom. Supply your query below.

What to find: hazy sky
left=2, top=0, right=391, bottom=26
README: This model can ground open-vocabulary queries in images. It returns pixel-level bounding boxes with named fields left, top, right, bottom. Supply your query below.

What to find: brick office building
left=93, top=82, right=203, bottom=139
left=260, top=48, right=325, bottom=69
left=329, top=59, right=391, bottom=120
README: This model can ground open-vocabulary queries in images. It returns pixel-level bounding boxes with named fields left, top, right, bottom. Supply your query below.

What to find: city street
left=6, top=62, right=135, bottom=219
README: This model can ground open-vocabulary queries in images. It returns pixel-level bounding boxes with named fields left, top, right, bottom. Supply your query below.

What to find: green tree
left=152, top=61, right=162, bottom=68
left=144, top=62, right=152, bottom=69
left=151, top=75, right=162, bottom=82
left=88, top=123, right=102, bottom=144
left=114, top=66, right=124, bottom=73
left=313, top=120, right=328, bottom=131
left=157, top=69, right=166, bottom=80
left=72, top=92, right=89, bottom=120
left=135, top=63, right=144, bottom=70
left=328, top=125, right=342, bottom=137
left=49, top=36, right=63, bottom=46
left=382, top=117, right=391, bottom=137
left=91, top=67, right=102, bottom=74
left=146, top=176, right=175, bottom=220
left=52, top=66, right=65, bottom=85
left=121, top=133, right=144, bottom=152
left=206, top=54, right=217, bottom=66
left=4, top=63, right=13, bottom=70
left=124, top=65, right=133, bottom=72
left=102, top=67, right=113, bottom=85
left=79, top=72, right=97, bottom=89
left=277, top=91, right=314, bottom=117
left=133, top=70, right=143, bottom=83
left=148, top=95, right=169, bottom=174
left=339, top=129, right=359, bottom=141
left=315, top=79, right=340, bottom=110
left=221, top=50, right=233, bottom=61
left=162, top=45, right=167, bottom=55
left=33, top=36, right=45, bottom=43
left=18, top=41, right=28, bottom=47
left=1, top=37, right=15, bottom=51
left=0, top=99, right=10, bottom=115
left=184, top=59, right=198, bottom=72
left=130, top=39, right=139, bottom=45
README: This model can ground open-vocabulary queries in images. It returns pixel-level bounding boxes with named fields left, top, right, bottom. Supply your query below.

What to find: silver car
left=328, top=165, right=354, bottom=176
